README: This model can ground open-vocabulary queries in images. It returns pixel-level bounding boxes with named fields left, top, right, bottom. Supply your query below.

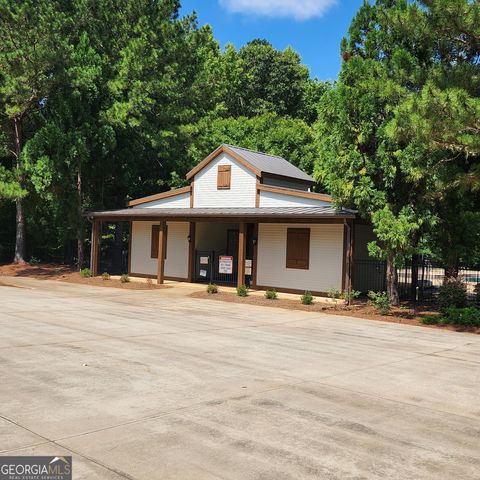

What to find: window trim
left=286, top=228, right=310, bottom=270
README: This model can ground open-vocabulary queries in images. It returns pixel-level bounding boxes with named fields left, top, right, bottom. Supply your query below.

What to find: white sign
left=199, top=269, right=207, bottom=277
left=245, top=259, right=252, bottom=276
left=218, top=256, right=233, bottom=274
left=200, top=256, right=209, bottom=265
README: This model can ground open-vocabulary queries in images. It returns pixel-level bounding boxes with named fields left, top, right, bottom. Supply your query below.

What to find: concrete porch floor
left=0, top=276, right=479, bottom=479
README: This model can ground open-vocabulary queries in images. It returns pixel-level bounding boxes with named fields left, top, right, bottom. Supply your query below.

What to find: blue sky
left=180, top=0, right=364, bottom=81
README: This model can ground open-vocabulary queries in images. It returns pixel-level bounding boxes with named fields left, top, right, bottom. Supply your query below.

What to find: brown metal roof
left=87, top=206, right=355, bottom=221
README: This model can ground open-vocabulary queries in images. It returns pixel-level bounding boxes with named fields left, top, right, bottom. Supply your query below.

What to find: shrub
left=301, top=291, right=314, bottom=305
left=422, top=307, right=480, bottom=327
left=367, top=291, right=390, bottom=314
left=207, top=283, right=218, bottom=294
left=237, top=284, right=248, bottom=297
left=438, top=278, right=467, bottom=312
left=265, top=289, right=277, bottom=300
left=101, top=272, right=110, bottom=280
left=80, top=268, right=92, bottom=278
left=327, top=287, right=340, bottom=300
left=474, top=284, right=480, bottom=306
left=340, top=289, right=361, bottom=304
left=29, top=256, right=41, bottom=265
left=120, top=274, right=130, bottom=283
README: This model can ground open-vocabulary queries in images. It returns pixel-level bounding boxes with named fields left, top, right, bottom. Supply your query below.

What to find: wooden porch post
left=251, top=223, right=258, bottom=288
left=90, top=219, right=100, bottom=276
left=157, top=221, right=166, bottom=284
left=237, top=222, right=246, bottom=288
left=187, top=222, right=196, bottom=282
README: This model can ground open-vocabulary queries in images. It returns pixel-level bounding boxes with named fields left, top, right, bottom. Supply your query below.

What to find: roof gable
left=186, top=144, right=314, bottom=184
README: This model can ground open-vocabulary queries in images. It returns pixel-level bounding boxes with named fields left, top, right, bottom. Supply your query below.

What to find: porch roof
left=86, top=206, right=356, bottom=222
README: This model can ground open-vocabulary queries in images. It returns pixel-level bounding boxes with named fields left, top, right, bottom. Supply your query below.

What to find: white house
left=88, top=144, right=369, bottom=296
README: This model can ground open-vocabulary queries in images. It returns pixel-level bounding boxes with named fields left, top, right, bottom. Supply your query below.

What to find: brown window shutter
left=217, top=165, right=231, bottom=189
left=286, top=228, right=310, bottom=270
left=151, top=224, right=168, bottom=259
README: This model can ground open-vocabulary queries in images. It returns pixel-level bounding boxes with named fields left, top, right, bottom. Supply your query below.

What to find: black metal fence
left=353, top=258, right=480, bottom=300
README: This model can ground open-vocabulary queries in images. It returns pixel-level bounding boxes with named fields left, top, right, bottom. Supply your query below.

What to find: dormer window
left=217, top=165, right=231, bottom=190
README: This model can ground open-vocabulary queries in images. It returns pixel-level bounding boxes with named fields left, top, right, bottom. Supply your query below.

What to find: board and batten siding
left=259, top=190, right=331, bottom=207
left=256, top=223, right=344, bottom=292
left=193, top=152, right=256, bottom=208
left=132, top=192, right=190, bottom=209
left=130, top=221, right=189, bottom=278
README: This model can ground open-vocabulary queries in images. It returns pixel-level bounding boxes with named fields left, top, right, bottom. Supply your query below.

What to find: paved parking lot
left=1, top=277, right=479, bottom=479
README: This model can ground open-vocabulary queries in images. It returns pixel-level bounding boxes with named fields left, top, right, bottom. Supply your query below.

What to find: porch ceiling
left=86, top=206, right=356, bottom=222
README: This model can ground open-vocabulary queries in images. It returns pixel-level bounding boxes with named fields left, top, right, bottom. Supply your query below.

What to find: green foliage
left=120, top=274, right=130, bottom=283
left=236, top=284, right=248, bottom=297
left=207, top=283, right=218, bottom=294
left=265, top=289, right=277, bottom=300
left=421, top=307, right=480, bottom=328
left=301, top=291, right=314, bottom=305
left=0, top=166, right=26, bottom=201
left=437, top=278, right=467, bottom=312
left=340, top=289, right=361, bottom=303
left=327, top=287, right=340, bottom=300
left=29, top=256, right=41, bottom=265
left=475, top=284, right=480, bottom=307
left=367, top=291, right=390, bottom=315
left=101, top=272, right=110, bottom=281
left=80, top=268, right=92, bottom=278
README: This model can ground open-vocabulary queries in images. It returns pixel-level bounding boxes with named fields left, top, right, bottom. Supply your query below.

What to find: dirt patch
left=0, top=263, right=167, bottom=290
left=190, top=291, right=480, bottom=334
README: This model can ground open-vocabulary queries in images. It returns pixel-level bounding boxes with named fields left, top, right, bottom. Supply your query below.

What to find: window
left=286, top=228, right=310, bottom=270
left=151, top=224, right=167, bottom=259
left=217, top=165, right=231, bottom=189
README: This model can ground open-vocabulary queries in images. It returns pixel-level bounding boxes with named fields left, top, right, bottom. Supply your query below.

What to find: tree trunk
left=76, top=167, right=84, bottom=270
left=113, top=222, right=124, bottom=273
left=410, top=253, right=419, bottom=301
left=13, top=116, right=26, bottom=264
left=445, top=254, right=459, bottom=280
left=386, top=253, right=400, bottom=306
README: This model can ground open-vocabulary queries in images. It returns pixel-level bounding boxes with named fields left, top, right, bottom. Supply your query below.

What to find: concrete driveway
left=1, top=278, right=479, bottom=480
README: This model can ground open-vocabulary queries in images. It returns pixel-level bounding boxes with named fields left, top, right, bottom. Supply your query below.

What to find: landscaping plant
left=437, top=278, right=467, bottom=312
left=80, top=268, right=92, bottom=278
left=367, top=291, right=390, bottom=315
left=265, top=289, right=277, bottom=300
left=207, top=283, right=218, bottom=294
left=101, top=272, right=110, bottom=280
left=340, top=289, right=361, bottom=305
left=120, top=274, right=130, bottom=283
left=327, top=287, right=340, bottom=300
left=301, top=291, right=314, bottom=305
left=237, top=284, right=248, bottom=297
left=422, top=307, right=480, bottom=328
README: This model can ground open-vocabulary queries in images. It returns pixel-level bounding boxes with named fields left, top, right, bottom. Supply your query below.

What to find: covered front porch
left=87, top=207, right=355, bottom=295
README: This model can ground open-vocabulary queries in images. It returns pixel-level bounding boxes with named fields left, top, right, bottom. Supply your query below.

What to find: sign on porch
left=218, top=256, right=233, bottom=274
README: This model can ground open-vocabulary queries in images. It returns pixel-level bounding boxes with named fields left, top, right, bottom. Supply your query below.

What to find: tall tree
left=0, top=0, right=67, bottom=263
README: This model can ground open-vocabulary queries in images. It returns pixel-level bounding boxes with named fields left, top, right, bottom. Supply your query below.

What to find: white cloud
left=219, top=0, right=337, bottom=20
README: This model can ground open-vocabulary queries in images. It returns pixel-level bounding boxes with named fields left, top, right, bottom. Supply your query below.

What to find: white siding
left=130, top=221, right=189, bottom=278
left=193, top=152, right=256, bottom=207
left=133, top=192, right=190, bottom=209
left=256, top=223, right=344, bottom=292
left=259, top=190, right=331, bottom=207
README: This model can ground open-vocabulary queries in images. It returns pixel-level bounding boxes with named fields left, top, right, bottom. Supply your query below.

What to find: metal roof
left=222, top=144, right=315, bottom=183
left=87, top=206, right=355, bottom=220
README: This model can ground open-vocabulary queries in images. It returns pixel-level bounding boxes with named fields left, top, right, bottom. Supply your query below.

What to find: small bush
left=120, top=274, right=130, bottom=283
left=29, top=256, right=41, bottom=265
left=301, top=291, right=314, bottom=305
left=340, top=289, right=361, bottom=304
left=422, top=307, right=480, bottom=327
left=474, top=284, right=480, bottom=306
left=368, top=291, right=390, bottom=314
left=327, top=287, right=340, bottom=300
left=237, top=284, right=248, bottom=297
left=438, top=278, right=467, bottom=312
left=265, top=289, right=277, bottom=300
left=207, top=283, right=218, bottom=294
left=80, top=268, right=92, bottom=278
left=101, top=272, right=110, bottom=280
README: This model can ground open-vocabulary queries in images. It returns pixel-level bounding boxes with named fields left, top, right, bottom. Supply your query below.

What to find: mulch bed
left=190, top=291, right=480, bottom=334
left=0, top=263, right=167, bottom=290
